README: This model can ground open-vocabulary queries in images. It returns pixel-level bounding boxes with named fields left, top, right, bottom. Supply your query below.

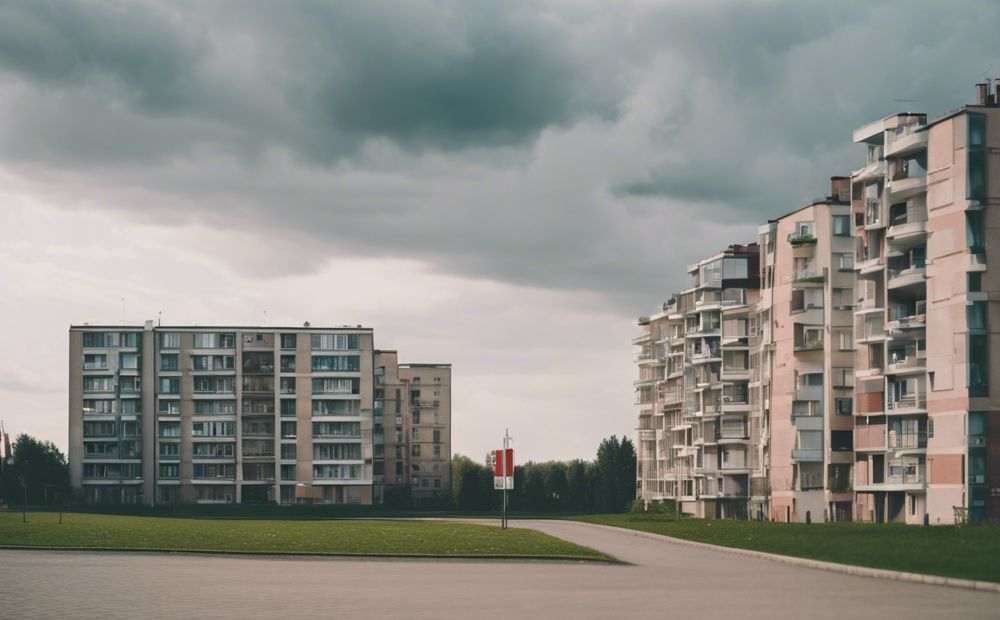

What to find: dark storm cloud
left=1, top=0, right=999, bottom=307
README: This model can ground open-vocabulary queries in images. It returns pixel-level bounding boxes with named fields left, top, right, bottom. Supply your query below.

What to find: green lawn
left=0, top=512, right=608, bottom=561
left=575, top=513, right=1000, bottom=582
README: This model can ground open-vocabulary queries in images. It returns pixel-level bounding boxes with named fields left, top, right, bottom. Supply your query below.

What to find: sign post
left=493, top=430, right=514, bottom=529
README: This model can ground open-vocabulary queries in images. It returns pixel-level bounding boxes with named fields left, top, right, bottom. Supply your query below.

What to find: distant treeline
left=450, top=435, right=636, bottom=513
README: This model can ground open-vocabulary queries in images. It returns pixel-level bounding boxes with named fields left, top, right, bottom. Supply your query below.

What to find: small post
left=502, top=428, right=509, bottom=530
left=22, top=479, right=28, bottom=523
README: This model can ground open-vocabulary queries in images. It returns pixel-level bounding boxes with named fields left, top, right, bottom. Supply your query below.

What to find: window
left=412, top=410, right=420, bottom=425
left=968, top=113, right=987, bottom=200
left=966, top=211, right=985, bottom=253
left=159, top=378, right=179, bottom=395
left=194, top=400, right=236, bottom=415
left=193, top=376, right=234, bottom=394
left=412, top=444, right=421, bottom=456
left=311, top=399, right=360, bottom=416
left=969, top=334, right=989, bottom=397
left=434, top=445, right=442, bottom=457
left=834, top=397, right=853, bottom=416
left=311, top=355, right=360, bottom=372
left=801, top=373, right=823, bottom=387
left=83, top=376, right=114, bottom=393
left=119, top=376, right=141, bottom=394
left=281, top=464, right=296, bottom=480
left=193, top=463, right=235, bottom=479
left=433, top=430, right=441, bottom=443
left=280, top=355, right=296, bottom=372
left=395, top=462, right=403, bottom=476
left=969, top=272, right=983, bottom=293
left=313, top=443, right=362, bottom=460
left=82, top=332, right=110, bottom=348
left=159, top=442, right=179, bottom=458
left=83, top=354, right=107, bottom=370
left=313, top=464, right=362, bottom=480
left=159, top=421, right=181, bottom=438
left=119, top=352, right=139, bottom=370
left=831, top=430, right=853, bottom=452
left=192, top=421, right=235, bottom=437
left=280, top=421, right=297, bottom=438
left=281, top=399, right=297, bottom=417
left=83, top=399, right=115, bottom=414
left=193, top=333, right=235, bottom=349
left=280, top=334, right=297, bottom=350
left=968, top=301, right=988, bottom=332
left=312, top=378, right=359, bottom=394
left=192, top=442, right=235, bottom=458
left=280, top=377, right=296, bottom=394
left=83, top=421, right=116, bottom=437
left=312, top=421, right=360, bottom=437
left=159, top=464, right=179, bottom=479
left=832, top=215, right=851, bottom=236
left=160, top=353, right=179, bottom=371
left=160, top=333, right=181, bottom=349
left=311, top=334, right=360, bottom=351
left=281, top=444, right=297, bottom=460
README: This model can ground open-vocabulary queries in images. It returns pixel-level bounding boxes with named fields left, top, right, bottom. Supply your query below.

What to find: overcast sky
left=1, top=0, right=999, bottom=462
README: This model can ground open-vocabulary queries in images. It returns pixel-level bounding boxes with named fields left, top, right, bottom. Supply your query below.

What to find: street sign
left=493, top=476, right=513, bottom=490
left=496, top=432, right=514, bottom=529
left=493, top=448, right=514, bottom=477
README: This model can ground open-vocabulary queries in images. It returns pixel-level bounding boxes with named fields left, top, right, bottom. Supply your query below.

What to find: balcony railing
left=888, top=431, right=927, bottom=450
left=887, top=393, right=926, bottom=412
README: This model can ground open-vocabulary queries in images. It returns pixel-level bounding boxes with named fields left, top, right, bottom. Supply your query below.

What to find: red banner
left=493, top=448, right=514, bottom=476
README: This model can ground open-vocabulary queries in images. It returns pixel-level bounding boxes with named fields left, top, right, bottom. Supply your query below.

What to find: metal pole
left=502, top=429, right=508, bottom=529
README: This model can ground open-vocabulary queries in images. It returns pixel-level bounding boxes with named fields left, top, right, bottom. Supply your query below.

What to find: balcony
left=788, top=231, right=817, bottom=246
left=864, top=199, right=883, bottom=230
left=888, top=431, right=927, bottom=450
left=886, top=351, right=926, bottom=375
left=886, top=218, right=927, bottom=246
left=887, top=313, right=926, bottom=334
left=885, top=126, right=928, bottom=158
left=887, top=393, right=926, bottom=414
left=886, top=174, right=926, bottom=203
left=853, top=159, right=886, bottom=183
left=793, top=268, right=826, bottom=285
left=856, top=255, right=884, bottom=276
left=794, top=331, right=824, bottom=352
left=887, top=266, right=925, bottom=290
left=792, top=448, right=824, bottom=462
left=689, top=349, right=722, bottom=365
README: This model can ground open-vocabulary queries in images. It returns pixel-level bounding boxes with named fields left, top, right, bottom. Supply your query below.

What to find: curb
left=0, top=544, right=615, bottom=565
left=558, top=521, right=1000, bottom=593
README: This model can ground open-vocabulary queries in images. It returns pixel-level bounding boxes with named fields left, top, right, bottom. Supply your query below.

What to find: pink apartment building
left=636, top=83, right=1000, bottom=524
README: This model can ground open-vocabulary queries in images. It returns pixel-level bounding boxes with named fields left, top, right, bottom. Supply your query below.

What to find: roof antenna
left=157, top=310, right=163, bottom=327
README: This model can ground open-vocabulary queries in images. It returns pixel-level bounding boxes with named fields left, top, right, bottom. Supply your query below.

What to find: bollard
left=805, top=510, right=811, bottom=524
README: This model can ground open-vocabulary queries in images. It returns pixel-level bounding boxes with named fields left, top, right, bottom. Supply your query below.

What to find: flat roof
left=70, top=324, right=373, bottom=332
left=399, top=363, right=452, bottom=368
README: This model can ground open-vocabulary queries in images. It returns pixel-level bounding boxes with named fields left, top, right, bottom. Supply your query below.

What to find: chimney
left=830, top=176, right=850, bottom=203
left=975, top=82, right=988, bottom=106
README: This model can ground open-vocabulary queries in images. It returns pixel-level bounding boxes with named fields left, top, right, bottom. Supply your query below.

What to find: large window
left=312, top=421, right=361, bottom=437
left=160, top=353, right=179, bottom=371
left=312, top=399, right=360, bottom=416
left=83, top=354, right=107, bottom=370
left=313, top=464, right=362, bottom=480
left=194, top=400, right=236, bottom=415
left=280, top=334, right=297, bottom=350
left=192, top=421, right=235, bottom=437
left=192, top=333, right=235, bottom=349
left=969, top=334, right=989, bottom=397
left=311, top=355, right=360, bottom=372
left=160, top=332, right=181, bottom=349
left=83, top=376, right=114, bottom=393
left=191, top=355, right=235, bottom=370
left=119, top=352, right=139, bottom=370
left=832, top=215, right=851, bottom=237
left=159, top=378, right=180, bottom=395
left=966, top=211, right=985, bottom=253
left=312, top=378, right=359, bottom=394
left=313, top=443, right=362, bottom=460
left=311, top=334, right=360, bottom=351
left=193, top=463, right=235, bottom=479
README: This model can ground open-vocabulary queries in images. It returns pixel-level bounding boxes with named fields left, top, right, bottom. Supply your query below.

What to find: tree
left=451, top=454, right=493, bottom=511
left=565, top=459, right=590, bottom=512
left=544, top=462, right=568, bottom=511
left=618, top=436, right=637, bottom=508
left=523, top=463, right=547, bottom=512
left=0, top=434, right=69, bottom=506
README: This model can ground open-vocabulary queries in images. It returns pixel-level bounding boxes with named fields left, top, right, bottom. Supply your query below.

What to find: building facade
left=635, top=83, right=1000, bottom=524
left=374, top=351, right=453, bottom=504
left=69, top=322, right=451, bottom=506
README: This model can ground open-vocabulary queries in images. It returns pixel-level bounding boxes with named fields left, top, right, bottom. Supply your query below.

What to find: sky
left=1, top=0, right=999, bottom=462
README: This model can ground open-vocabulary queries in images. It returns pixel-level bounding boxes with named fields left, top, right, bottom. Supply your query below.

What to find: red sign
left=493, top=448, right=514, bottom=476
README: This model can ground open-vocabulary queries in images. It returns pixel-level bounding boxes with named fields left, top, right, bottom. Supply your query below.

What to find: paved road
left=1, top=520, right=996, bottom=619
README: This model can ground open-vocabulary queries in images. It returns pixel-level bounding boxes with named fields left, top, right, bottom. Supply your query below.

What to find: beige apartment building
left=636, top=82, right=1000, bottom=524
left=636, top=244, right=760, bottom=519
left=374, top=351, right=452, bottom=504
left=69, top=322, right=451, bottom=506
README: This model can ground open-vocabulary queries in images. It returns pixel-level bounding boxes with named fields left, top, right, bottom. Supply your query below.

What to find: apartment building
left=69, top=322, right=451, bottom=506
left=851, top=83, right=1000, bottom=524
left=756, top=178, right=857, bottom=523
left=636, top=82, right=1000, bottom=524
left=635, top=244, right=760, bottom=519
left=374, top=351, right=452, bottom=503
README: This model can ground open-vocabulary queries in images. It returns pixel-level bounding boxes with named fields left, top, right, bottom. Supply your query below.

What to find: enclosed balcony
left=863, top=198, right=884, bottom=230
left=884, top=121, right=928, bottom=158
left=886, top=342, right=926, bottom=375
left=886, top=155, right=927, bottom=203
left=793, top=323, right=824, bottom=352
left=887, top=378, right=926, bottom=414
left=887, top=253, right=926, bottom=290
left=886, top=202, right=927, bottom=247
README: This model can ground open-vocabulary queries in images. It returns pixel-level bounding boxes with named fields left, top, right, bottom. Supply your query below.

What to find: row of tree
left=451, top=435, right=636, bottom=513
